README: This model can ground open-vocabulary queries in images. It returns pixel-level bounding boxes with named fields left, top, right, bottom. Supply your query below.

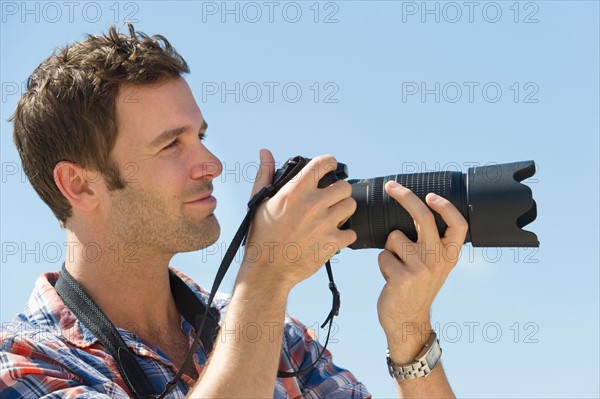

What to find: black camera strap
left=55, top=263, right=219, bottom=398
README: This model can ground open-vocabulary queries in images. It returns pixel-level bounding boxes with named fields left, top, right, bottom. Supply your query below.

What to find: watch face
left=425, top=341, right=442, bottom=367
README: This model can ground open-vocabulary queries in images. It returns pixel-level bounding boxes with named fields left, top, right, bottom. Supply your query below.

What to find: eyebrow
left=148, top=120, right=208, bottom=149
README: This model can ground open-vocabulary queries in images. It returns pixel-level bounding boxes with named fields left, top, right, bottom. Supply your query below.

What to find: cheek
left=145, top=160, right=188, bottom=196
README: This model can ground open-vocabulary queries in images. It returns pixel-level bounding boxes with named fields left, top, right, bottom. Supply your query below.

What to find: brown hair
left=10, top=23, right=190, bottom=228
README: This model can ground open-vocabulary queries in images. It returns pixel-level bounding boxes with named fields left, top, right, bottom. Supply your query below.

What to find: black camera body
left=273, top=156, right=539, bottom=249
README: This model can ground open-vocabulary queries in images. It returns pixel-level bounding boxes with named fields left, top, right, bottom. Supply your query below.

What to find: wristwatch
left=386, top=330, right=442, bottom=380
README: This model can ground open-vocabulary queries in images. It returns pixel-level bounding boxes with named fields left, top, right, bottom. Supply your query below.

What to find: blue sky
left=1, top=1, right=599, bottom=397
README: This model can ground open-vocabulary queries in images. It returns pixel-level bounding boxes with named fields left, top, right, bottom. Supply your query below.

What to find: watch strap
left=386, top=330, right=442, bottom=380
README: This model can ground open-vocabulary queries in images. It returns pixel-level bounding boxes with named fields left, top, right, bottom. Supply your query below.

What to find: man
left=1, top=24, right=467, bottom=398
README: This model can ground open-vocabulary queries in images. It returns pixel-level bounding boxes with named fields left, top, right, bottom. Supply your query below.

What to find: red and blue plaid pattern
left=1, top=268, right=370, bottom=398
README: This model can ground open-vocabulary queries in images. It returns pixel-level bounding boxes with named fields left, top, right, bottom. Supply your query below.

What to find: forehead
left=114, top=77, right=202, bottom=145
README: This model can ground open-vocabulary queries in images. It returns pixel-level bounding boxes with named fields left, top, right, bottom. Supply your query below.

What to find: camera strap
left=55, top=263, right=219, bottom=398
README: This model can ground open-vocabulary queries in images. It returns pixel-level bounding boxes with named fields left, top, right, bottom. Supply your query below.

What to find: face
left=105, top=77, right=222, bottom=256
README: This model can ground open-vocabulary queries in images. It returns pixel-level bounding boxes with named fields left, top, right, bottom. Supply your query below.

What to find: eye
left=161, top=133, right=206, bottom=152
left=162, top=138, right=180, bottom=151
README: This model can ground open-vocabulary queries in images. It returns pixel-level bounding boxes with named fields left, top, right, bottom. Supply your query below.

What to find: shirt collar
left=22, top=266, right=225, bottom=350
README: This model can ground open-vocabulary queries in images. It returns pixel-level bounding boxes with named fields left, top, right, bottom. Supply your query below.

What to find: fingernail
left=388, top=180, right=399, bottom=189
left=259, top=149, right=265, bottom=161
left=428, top=193, right=440, bottom=203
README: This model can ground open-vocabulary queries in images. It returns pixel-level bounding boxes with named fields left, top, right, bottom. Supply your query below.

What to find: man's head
left=11, top=24, right=222, bottom=255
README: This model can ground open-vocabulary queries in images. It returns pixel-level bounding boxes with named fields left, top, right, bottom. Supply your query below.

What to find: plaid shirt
left=0, top=268, right=370, bottom=398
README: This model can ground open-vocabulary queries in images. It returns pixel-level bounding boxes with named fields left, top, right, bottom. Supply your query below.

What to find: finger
left=250, top=148, right=275, bottom=199
left=425, top=193, right=469, bottom=248
left=327, top=196, right=357, bottom=228
left=315, top=230, right=356, bottom=264
left=378, top=249, right=406, bottom=282
left=320, top=180, right=353, bottom=207
left=384, top=229, right=420, bottom=266
left=336, top=228, right=358, bottom=249
left=385, top=181, right=439, bottom=245
left=296, top=154, right=338, bottom=190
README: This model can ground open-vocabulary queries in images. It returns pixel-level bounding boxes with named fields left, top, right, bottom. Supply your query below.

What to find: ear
left=53, top=161, right=102, bottom=213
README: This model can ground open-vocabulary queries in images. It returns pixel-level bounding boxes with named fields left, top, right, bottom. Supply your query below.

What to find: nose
left=189, top=144, right=222, bottom=180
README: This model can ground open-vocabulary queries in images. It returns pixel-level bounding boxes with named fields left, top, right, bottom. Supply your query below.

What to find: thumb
left=250, top=148, right=275, bottom=199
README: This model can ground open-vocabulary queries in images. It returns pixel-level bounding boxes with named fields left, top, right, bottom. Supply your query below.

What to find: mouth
left=184, top=190, right=216, bottom=205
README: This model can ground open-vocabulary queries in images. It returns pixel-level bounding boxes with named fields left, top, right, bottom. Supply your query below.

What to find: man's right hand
left=240, top=149, right=357, bottom=292
left=189, top=149, right=358, bottom=398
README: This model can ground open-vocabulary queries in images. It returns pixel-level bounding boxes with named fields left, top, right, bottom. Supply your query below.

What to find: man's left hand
left=376, top=181, right=468, bottom=360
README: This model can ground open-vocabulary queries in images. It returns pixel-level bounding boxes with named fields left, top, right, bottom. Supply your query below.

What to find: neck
left=63, top=229, right=181, bottom=336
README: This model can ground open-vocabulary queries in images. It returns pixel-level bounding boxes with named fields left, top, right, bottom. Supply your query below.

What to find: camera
left=272, top=156, right=539, bottom=248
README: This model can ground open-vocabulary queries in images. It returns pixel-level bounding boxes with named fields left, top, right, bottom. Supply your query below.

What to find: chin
left=196, top=217, right=221, bottom=250
left=198, top=232, right=220, bottom=250
left=171, top=215, right=221, bottom=254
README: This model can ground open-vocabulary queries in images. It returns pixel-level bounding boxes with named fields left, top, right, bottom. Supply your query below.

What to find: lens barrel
left=342, top=161, right=539, bottom=248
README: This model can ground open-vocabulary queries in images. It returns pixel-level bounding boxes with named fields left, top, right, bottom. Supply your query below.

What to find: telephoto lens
left=342, top=161, right=539, bottom=249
